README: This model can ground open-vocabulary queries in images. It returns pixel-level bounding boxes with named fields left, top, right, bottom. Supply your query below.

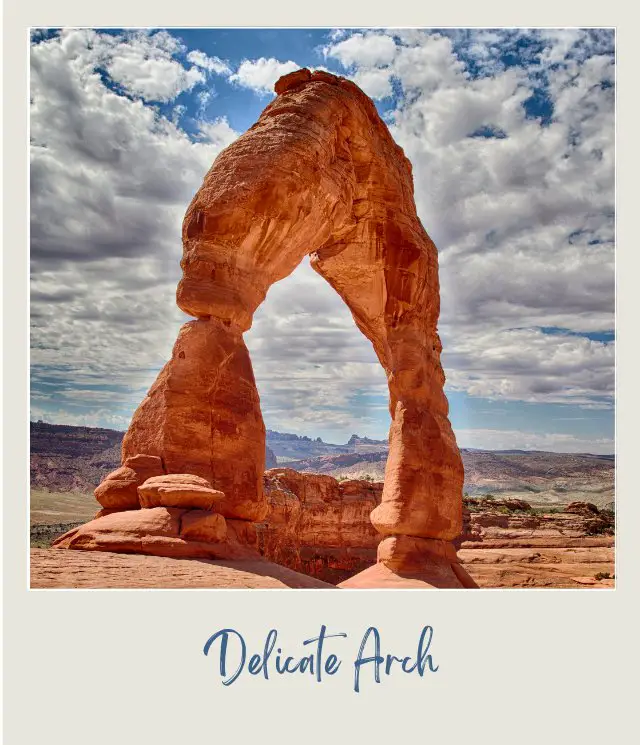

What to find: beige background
left=4, top=2, right=637, bottom=742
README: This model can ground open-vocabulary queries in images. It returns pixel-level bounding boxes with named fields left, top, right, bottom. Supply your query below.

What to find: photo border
left=4, top=2, right=637, bottom=741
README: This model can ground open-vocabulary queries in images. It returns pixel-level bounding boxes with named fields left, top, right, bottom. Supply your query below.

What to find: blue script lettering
left=202, top=628, right=246, bottom=686
left=203, top=625, right=347, bottom=685
left=302, top=626, right=346, bottom=680
left=353, top=625, right=439, bottom=692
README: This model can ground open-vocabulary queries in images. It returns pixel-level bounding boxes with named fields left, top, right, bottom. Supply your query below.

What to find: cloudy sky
left=30, top=28, right=615, bottom=453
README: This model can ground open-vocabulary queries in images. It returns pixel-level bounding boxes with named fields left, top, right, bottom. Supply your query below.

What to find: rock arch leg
left=122, top=317, right=268, bottom=521
left=311, top=232, right=463, bottom=542
left=312, top=220, right=473, bottom=587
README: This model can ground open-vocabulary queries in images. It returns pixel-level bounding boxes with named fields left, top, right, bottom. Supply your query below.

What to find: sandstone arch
left=119, top=69, right=473, bottom=587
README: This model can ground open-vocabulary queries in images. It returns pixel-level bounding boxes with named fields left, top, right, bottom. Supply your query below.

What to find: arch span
left=121, top=69, right=468, bottom=582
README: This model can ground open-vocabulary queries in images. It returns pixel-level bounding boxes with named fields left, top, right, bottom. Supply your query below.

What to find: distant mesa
left=265, top=446, right=277, bottom=469
left=31, top=420, right=614, bottom=510
left=346, top=433, right=386, bottom=447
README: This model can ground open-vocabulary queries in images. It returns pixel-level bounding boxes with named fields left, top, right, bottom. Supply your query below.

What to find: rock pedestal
left=338, top=535, right=477, bottom=589
left=58, top=68, right=473, bottom=587
left=54, top=474, right=259, bottom=560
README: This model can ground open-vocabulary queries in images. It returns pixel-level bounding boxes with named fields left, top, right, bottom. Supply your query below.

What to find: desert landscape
left=29, top=51, right=615, bottom=590
left=30, top=421, right=615, bottom=589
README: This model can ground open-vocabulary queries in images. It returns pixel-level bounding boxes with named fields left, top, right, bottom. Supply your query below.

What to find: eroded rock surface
left=137, top=473, right=225, bottom=511
left=123, top=69, right=463, bottom=552
left=63, top=69, right=469, bottom=586
left=31, top=549, right=333, bottom=589
left=122, top=319, right=267, bottom=521
left=41, top=472, right=613, bottom=588
left=257, top=468, right=381, bottom=582
left=94, top=454, right=164, bottom=510
left=52, top=507, right=250, bottom=561
left=257, top=473, right=614, bottom=588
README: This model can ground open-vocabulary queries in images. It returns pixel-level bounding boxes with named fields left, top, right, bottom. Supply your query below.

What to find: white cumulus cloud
left=325, top=32, right=397, bottom=68
left=229, top=57, right=300, bottom=95
left=30, top=29, right=240, bottom=424
left=186, top=49, right=231, bottom=76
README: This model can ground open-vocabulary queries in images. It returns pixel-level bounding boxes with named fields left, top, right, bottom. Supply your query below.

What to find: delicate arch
left=122, top=69, right=464, bottom=544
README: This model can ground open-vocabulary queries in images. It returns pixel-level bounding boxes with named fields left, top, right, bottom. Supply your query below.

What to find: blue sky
left=30, top=28, right=615, bottom=452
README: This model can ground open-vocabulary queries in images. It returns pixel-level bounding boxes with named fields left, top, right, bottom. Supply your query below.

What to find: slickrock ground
left=458, top=545, right=614, bottom=588
left=30, top=548, right=333, bottom=589
left=457, top=501, right=614, bottom=588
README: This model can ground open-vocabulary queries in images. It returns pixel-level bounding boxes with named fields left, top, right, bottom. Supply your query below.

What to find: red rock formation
left=94, top=454, right=164, bottom=510
left=258, top=468, right=381, bottom=583
left=174, top=69, right=463, bottom=545
left=259, top=472, right=474, bottom=587
left=180, top=510, right=227, bottom=543
left=454, top=498, right=614, bottom=587
left=46, top=471, right=614, bottom=588
left=564, top=501, right=599, bottom=514
left=257, top=473, right=614, bottom=588
left=137, top=474, right=225, bottom=510
left=71, top=69, right=469, bottom=587
left=52, top=507, right=252, bottom=561
left=122, top=319, right=266, bottom=521
left=94, top=466, right=141, bottom=510
left=56, top=473, right=258, bottom=562
left=340, top=535, right=477, bottom=589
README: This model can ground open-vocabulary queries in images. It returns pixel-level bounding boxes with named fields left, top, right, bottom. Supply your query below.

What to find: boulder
left=226, top=519, right=258, bottom=548
left=180, top=510, right=227, bottom=543
left=93, top=466, right=140, bottom=510
left=94, top=453, right=164, bottom=510
left=138, top=474, right=225, bottom=511
left=123, top=454, right=164, bottom=478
